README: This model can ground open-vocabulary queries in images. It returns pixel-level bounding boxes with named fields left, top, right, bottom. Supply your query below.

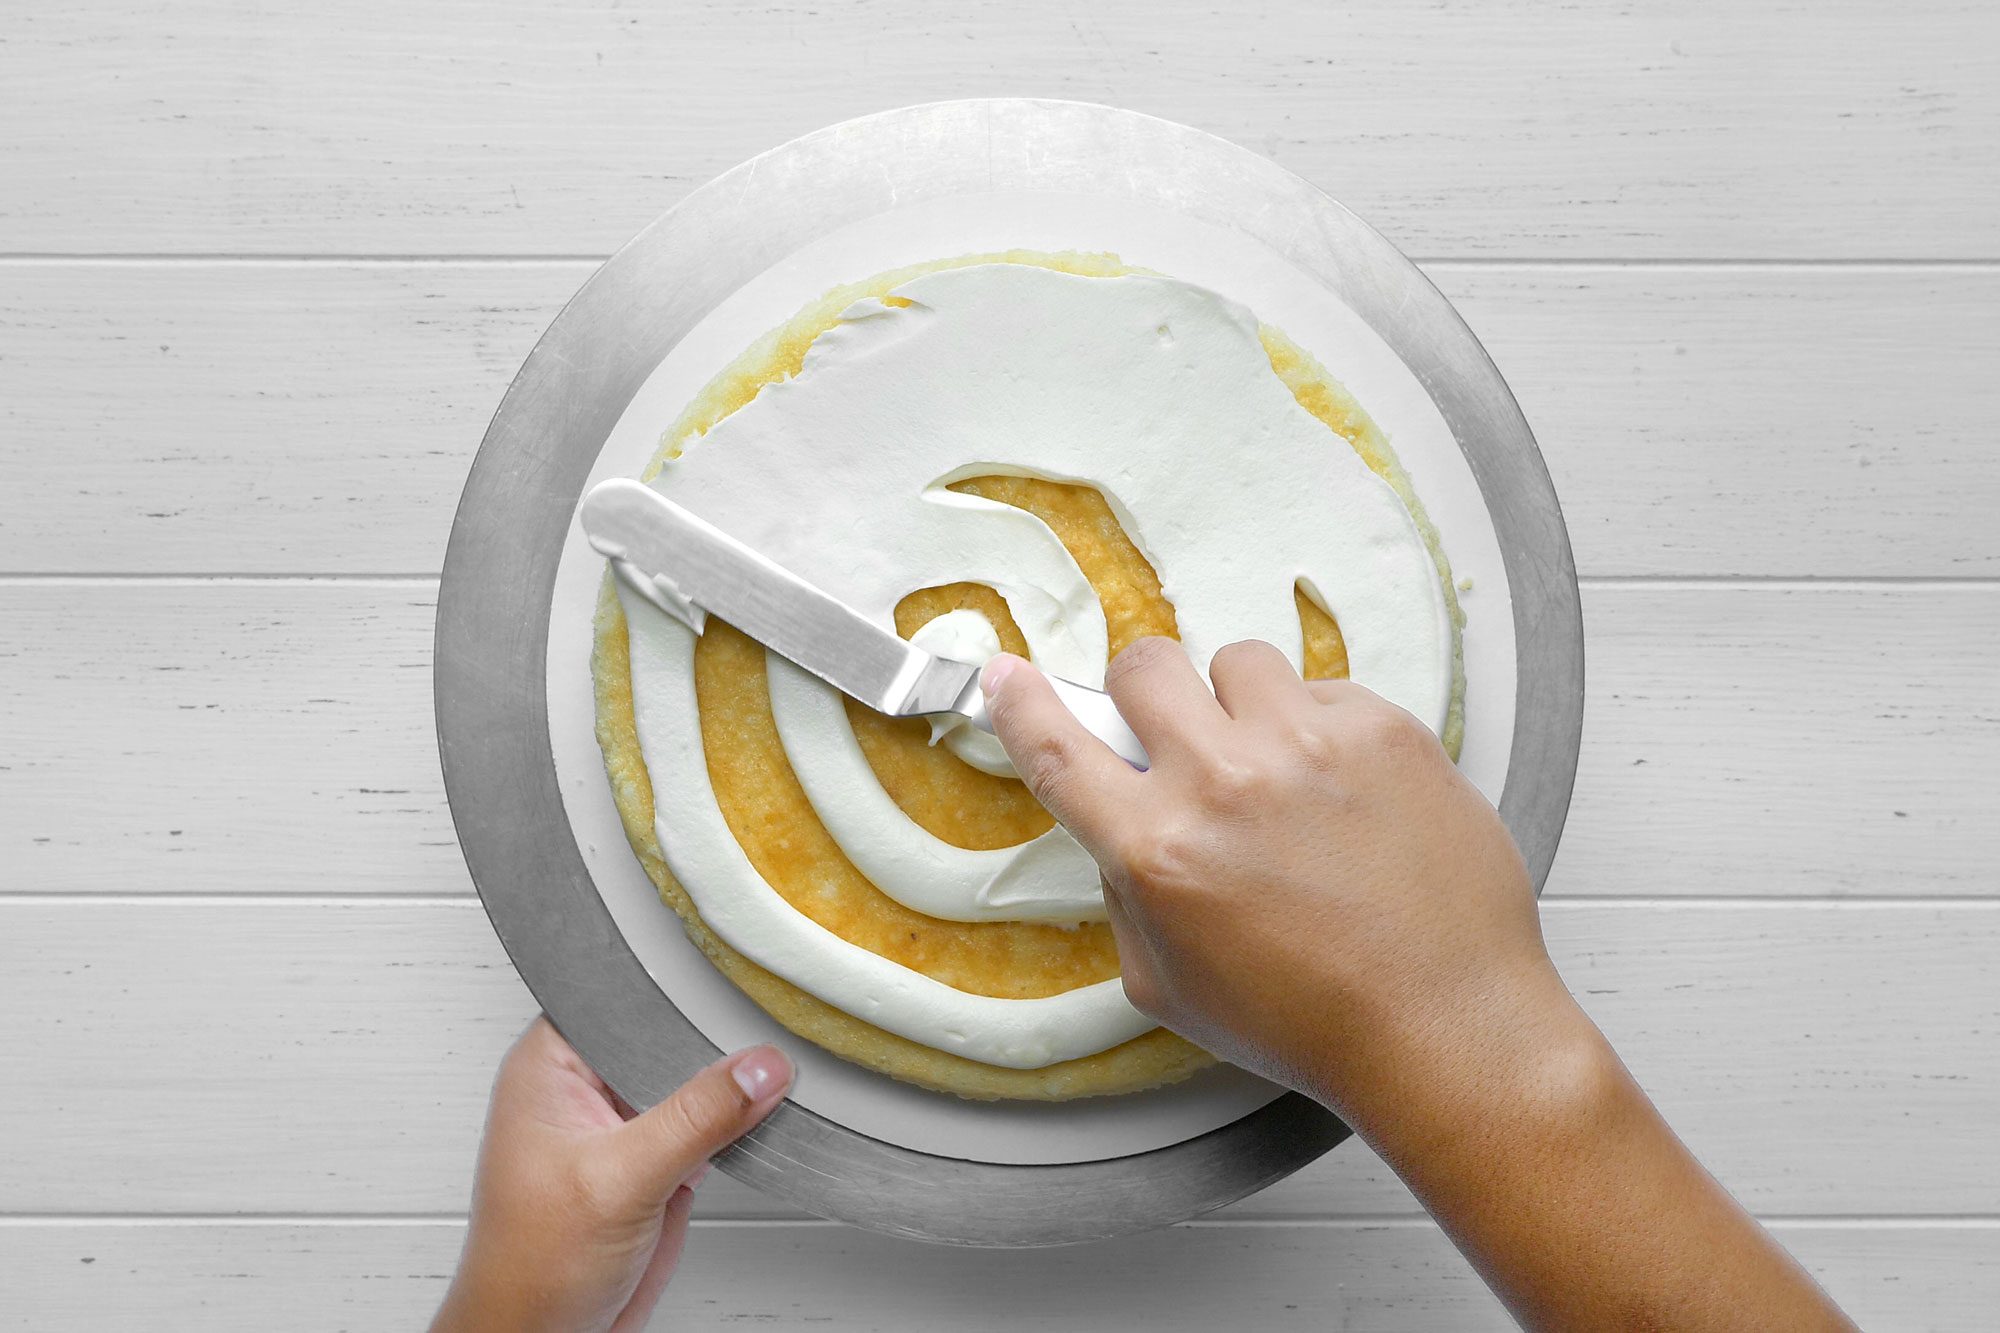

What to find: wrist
left=431, top=1283, right=488, bottom=1333
left=433, top=1281, right=500, bottom=1333
left=1376, top=997, right=1634, bottom=1209
left=433, top=1257, right=551, bottom=1333
left=1307, top=961, right=1613, bottom=1161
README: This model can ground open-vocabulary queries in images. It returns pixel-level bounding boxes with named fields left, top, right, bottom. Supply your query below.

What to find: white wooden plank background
left=5, top=263, right=1996, bottom=577
left=10, top=1221, right=1997, bottom=1332
left=3, top=1, right=1995, bottom=259
left=3, top=1, right=1997, bottom=1328
left=5, top=899, right=1996, bottom=1218
left=7, top=583, right=1995, bottom=899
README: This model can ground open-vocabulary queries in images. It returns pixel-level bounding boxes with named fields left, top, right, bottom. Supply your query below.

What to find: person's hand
left=433, top=1018, right=792, bottom=1333
left=979, top=638, right=1558, bottom=1113
left=981, top=638, right=1853, bottom=1332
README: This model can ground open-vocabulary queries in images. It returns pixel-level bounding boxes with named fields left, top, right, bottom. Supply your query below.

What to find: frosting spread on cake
left=615, top=263, right=1452, bottom=1069
left=907, top=609, right=1017, bottom=776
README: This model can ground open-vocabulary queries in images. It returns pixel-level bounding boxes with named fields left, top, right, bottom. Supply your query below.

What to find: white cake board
left=540, top=192, right=1516, bottom=1167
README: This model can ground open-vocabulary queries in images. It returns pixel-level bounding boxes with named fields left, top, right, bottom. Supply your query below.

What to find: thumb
left=604, top=1045, right=792, bottom=1209
left=981, top=654, right=1137, bottom=856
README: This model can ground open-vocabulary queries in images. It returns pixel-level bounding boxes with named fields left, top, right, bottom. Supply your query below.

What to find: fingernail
left=731, top=1046, right=791, bottom=1102
left=981, top=654, right=1020, bottom=694
left=688, top=1162, right=712, bottom=1189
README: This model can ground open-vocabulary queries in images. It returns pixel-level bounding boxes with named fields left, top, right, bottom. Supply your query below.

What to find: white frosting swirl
left=907, top=610, right=1017, bottom=777
left=616, top=263, right=1452, bottom=1069
left=765, top=654, right=1109, bottom=924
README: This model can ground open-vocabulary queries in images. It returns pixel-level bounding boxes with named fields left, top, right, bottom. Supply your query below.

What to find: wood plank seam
left=6, top=257, right=2000, bottom=267
left=17, top=888, right=2000, bottom=905
left=2, top=1214, right=1997, bottom=1226
left=3, top=576, right=1998, bottom=587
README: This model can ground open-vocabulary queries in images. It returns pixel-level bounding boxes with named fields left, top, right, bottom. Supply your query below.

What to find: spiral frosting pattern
left=611, top=262, right=1454, bottom=1070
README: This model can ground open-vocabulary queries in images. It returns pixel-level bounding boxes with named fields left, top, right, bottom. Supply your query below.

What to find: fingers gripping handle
left=961, top=671, right=1151, bottom=772
left=1049, top=675, right=1151, bottom=771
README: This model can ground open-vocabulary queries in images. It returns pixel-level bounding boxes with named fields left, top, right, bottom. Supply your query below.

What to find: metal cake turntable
left=436, top=99, right=1582, bottom=1246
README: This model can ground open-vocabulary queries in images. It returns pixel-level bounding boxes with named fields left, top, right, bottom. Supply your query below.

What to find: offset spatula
left=580, top=478, right=1148, bottom=770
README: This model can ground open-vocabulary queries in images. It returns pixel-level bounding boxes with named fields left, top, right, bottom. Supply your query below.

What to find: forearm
left=433, top=1253, right=564, bottom=1333
left=1318, top=979, right=1852, bottom=1331
left=982, top=647, right=1851, bottom=1325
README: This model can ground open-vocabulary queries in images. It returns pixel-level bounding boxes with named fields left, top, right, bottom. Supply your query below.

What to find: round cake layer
left=592, top=251, right=1464, bottom=1099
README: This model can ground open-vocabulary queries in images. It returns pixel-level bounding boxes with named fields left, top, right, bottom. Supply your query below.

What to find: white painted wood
left=7, top=1219, right=1992, bottom=1332
left=6, top=583, right=1991, bottom=899
left=1558, top=583, right=2000, bottom=898
left=4, top=2, right=1996, bottom=1321
left=1, top=584, right=466, bottom=896
left=5, top=262, right=1997, bottom=577
left=1442, top=266, right=2000, bottom=580
left=0, top=262, right=550, bottom=576
left=2, top=4, right=1995, bottom=258
left=3, top=900, right=1995, bottom=1219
